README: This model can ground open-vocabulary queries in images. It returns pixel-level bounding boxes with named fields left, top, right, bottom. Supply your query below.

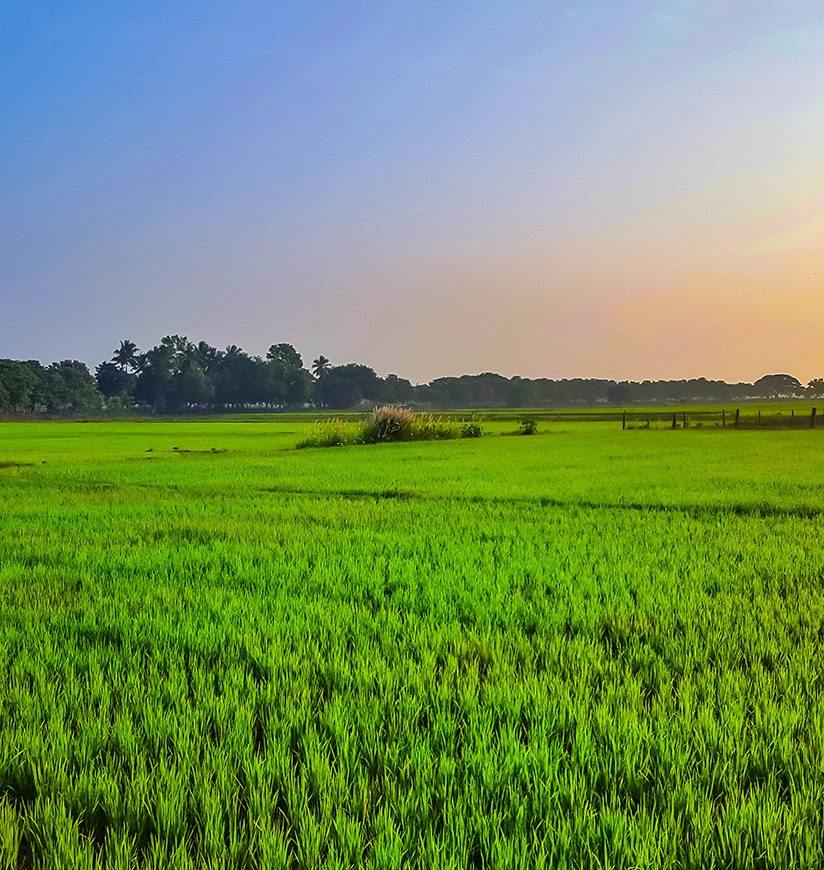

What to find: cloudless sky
left=2, top=1, right=823, bottom=382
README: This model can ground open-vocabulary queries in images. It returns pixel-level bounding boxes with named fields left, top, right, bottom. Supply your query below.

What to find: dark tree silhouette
left=267, top=343, right=303, bottom=370
left=319, top=375, right=362, bottom=409
left=753, top=374, right=804, bottom=398
left=112, top=340, right=140, bottom=372
left=311, top=356, right=331, bottom=379
left=95, top=362, right=136, bottom=399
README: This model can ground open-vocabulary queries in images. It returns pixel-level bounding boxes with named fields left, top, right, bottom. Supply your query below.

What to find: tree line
left=0, top=336, right=822, bottom=414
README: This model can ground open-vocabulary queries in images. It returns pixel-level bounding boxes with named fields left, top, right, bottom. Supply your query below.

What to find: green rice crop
left=1, top=421, right=823, bottom=868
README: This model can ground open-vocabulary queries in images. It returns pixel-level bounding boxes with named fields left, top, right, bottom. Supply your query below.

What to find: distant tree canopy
left=0, top=359, right=101, bottom=413
left=0, top=342, right=821, bottom=415
left=752, top=374, right=805, bottom=398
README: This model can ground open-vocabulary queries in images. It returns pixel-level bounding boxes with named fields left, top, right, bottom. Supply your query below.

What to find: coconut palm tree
left=311, top=356, right=330, bottom=379
left=197, top=342, right=220, bottom=370
left=111, top=340, right=139, bottom=372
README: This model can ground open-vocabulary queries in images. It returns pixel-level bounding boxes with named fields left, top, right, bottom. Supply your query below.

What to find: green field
left=2, top=420, right=824, bottom=868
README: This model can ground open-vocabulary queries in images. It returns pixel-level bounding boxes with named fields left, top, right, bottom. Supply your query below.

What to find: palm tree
left=197, top=341, right=219, bottom=370
left=112, top=340, right=139, bottom=372
left=311, top=356, right=331, bottom=379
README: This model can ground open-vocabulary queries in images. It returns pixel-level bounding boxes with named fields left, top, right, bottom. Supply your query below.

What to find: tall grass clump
left=409, top=413, right=460, bottom=441
left=298, top=407, right=481, bottom=448
left=362, top=406, right=462, bottom=443
left=362, top=405, right=416, bottom=443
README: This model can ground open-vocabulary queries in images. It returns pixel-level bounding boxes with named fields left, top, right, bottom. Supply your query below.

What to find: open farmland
left=1, top=420, right=824, bottom=868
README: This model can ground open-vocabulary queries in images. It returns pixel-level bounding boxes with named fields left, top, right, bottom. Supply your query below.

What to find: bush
left=518, top=419, right=538, bottom=435
left=412, top=415, right=458, bottom=441
left=297, top=407, right=481, bottom=449
left=362, top=405, right=416, bottom=443
left=366, top=407, right=463, bottom=443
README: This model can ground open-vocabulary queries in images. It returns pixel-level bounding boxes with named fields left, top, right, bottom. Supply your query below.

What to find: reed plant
left=298, top=406, right=477, bottom=448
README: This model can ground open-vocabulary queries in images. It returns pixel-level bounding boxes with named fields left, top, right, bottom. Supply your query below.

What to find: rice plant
left=1, top=420, right=823, bottom=867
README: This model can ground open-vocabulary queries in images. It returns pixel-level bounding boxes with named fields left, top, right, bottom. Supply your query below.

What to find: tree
left=134, top=343, right=175, bottom=411
left=45, top=361, right=101, bottom=411
left=606, top=383, right=632, bottom=405
left=505, top=376, right=535, bottom=408
left=328, top=364, right=382, bottom=402
left=112, top=340, right=140, bottom=372
left=285, top=368, right=313, bottom=406
left=0, top=360, right=42, bottom=411
left=312, top=356, right=331, bottom=378
left=753, top=374, right=804, bottom=398
left=211, top=348, right=273, bottom=408
left=195, top=342, right=221, bottom=371
left=318, top=375, right=362, bottom=409
left=169, top=364, right=214, bottom=409
left=95, top=361, right=136, bottom=400
left=807, top=378, right=824, bottom=398
left=382, top=374, right=414, bottom=404
left=133, top=337, right=220, bottom=411
left=311, top=356, right=331, bottom=407
left=267, top=343, right=303, bottom=370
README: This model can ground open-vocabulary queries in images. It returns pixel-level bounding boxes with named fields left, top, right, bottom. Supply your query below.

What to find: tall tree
left=267, top=343, right=303, bottom=370
left=112, top=340, right=140, bottom=372
left=382, top=374, right=414, bottom=404
left=285, top=368, right=313, bottom=407
left=318, top=375, right=362, bottom=409
left=45, top=361, right=101, bottom=411
left=328, top=364, right=382, bottom=402
left=95, top=361, right=136, bottom=400
left=0, top=360, right=42, bottom=411
left=196, top=341, right=220, bottom=371
left=311, top=356, right=331, bottom=379
left=753, top=374, right=804, bottom=398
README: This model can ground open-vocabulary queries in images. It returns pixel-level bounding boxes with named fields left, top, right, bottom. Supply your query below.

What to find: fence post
left=622, top=411, right=626, bottom=430
left=682, top=411, right=687, bottom=428
left=672, top=412, right=677, bottom=429
left=734, top=408, right=740, bottom=429
left=812, top=408, right=817, bottom=429
left=757, top=410, right=761, bottom=427
left=722, top=409, right=726, bottom=428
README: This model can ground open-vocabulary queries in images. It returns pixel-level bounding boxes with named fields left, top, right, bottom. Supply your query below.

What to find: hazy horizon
left=3, top=2, right=823, bottom=383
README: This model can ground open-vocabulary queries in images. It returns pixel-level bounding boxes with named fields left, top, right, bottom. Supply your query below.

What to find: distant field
left=1, top=398, right=820, bottom=427
left=2, top=421, right=824, bottom=867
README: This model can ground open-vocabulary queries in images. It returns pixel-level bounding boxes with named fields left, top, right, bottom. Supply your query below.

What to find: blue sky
left=2, top=2, right=823, bottom=381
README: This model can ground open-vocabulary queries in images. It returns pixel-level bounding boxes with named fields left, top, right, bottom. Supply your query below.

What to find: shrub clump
left=361, top=405, right=416, bottom=443
left=364, top=406, right=461, bottom=443
left=297, top=406, right=483, bottom=448
left=460, top=422, right=483, bottom=438
left=410, top=415, right=458, bottom=441
left=518, top=419, right=538, bottom=435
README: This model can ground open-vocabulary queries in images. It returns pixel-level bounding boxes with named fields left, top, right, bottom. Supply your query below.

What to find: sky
left=2, top=1, right=823, bottom=384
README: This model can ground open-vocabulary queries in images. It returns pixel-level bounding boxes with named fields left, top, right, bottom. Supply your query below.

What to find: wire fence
left=620, top=407, right=818, bottom=430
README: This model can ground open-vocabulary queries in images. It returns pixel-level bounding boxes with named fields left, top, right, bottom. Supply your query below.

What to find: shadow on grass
left=259, top=485, right=823, bottom=519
